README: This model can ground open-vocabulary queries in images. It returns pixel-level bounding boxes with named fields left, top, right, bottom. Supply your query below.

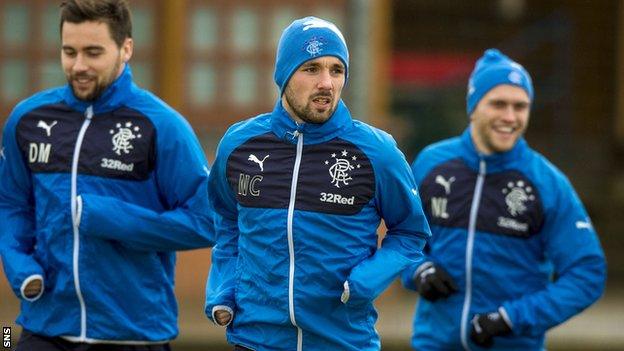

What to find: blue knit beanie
left=274, top=16, right=349, bottom=96
left=466, top=48, right=533, bottom=116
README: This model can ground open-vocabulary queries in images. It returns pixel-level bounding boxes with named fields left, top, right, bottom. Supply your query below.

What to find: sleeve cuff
left=413, top=261, right=434, bottom=281
left=211, top=305, right=234, bottom=327
left=498, top=306, right=513, bottom=330
left=20, top=274, right=44, bottom=302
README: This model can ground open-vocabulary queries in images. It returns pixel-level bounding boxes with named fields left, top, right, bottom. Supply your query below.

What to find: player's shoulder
left=414, top=136, right=463, bottom=167
left=344, top=120, right=407, bottom=165
left=523, top=147, right=573, bottom=191
left=347, top=120, right=399, bottom=151
left=125, top=86, right=189, bottom=127
left=217, top=113, right=273, bottom=157
left=7, top=87, right=65, bottom=126
left=225, top=113, right=272, bottom=138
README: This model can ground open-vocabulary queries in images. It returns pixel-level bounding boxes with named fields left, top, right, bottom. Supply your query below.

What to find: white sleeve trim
left=61, top=335, right=170, bottom=345
left=413, top=261, right=434, bottom=281
left=340, top=280, right=350, bottom=304
left=20, top=274, right=44, bottom=301
left=211, top=305, right=234, bottom=327
left=498, top=306, right=513, bottom=330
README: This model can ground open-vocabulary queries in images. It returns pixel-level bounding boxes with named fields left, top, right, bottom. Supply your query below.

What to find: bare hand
left=24, top=278, right=43, bottom=298
left=214, top=309, right=232, bottom=326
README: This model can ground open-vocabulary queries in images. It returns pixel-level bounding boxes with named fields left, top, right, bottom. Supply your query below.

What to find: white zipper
left=461, top=159, right=486, bottom=351
left=287, top=131, right=304, bottom=351
left=71, top=106, right=93, bottom=341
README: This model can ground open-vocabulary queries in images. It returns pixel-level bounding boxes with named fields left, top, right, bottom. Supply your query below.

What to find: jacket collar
left=62, top=64, right=134, bottom=114
left=460, top=126, right=529, bottom=173
left=271, top=99, right=353, bottom=145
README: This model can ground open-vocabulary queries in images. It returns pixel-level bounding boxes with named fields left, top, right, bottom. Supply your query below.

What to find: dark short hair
left=60, top=0, right=132, bottom=47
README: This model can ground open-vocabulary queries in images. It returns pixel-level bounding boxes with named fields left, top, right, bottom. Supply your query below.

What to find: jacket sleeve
left=501, top=175, right=606, bottom=336
left=401, top=151, right=433, bottom=292
left=346, top=140, right=431, bottom=305
left=0, top=112, right=45, bottom=300
left=78, top=115, right=214, bottom=251
left=204, top=137, right=239, bottom=321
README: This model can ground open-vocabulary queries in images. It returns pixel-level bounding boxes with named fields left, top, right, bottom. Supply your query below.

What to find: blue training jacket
left=401, top=127, right=606, bottom=351
left=0, top=66, right=214, bottom=343
left=205, top=100, right=431, bottom=351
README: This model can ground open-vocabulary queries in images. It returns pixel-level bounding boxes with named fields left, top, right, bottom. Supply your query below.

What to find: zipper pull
left=479, top=158, right=486, bottom=175
left=85, top=106, right=94, bottom=120
left=284, top=130, right=301, bottom=143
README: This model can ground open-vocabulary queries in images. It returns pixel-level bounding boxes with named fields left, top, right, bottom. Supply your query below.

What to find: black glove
left=470, top=310, right=512, bottom=348
left=414, top=261, right=458, bottom=301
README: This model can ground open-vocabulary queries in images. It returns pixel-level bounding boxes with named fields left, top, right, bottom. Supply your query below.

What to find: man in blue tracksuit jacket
left=205, top=16, right=431, bottom=351
left=401, top=49, right=606, bottom=350
left=0, top=1, right=214, bottom=349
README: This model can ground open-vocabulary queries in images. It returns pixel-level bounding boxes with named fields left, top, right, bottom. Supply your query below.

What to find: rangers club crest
left=502, top=180, right=535, bottom=216
left=110, top=122, right=142, bottom=155
left=305, top=37, right=325, bottom=56
left=324, top=150, right=361, bottom=188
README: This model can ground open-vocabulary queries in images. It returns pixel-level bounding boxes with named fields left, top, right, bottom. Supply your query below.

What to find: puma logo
left=248, top=154, right=269, bottom=172
left=576, top=220, right=593, bottom=230
left=37, top=120, right=58, bottom=137
left=435, top=175, right=455, bottom=195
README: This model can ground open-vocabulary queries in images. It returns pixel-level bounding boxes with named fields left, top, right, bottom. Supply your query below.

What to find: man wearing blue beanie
left=205, top=16, right=431, bottom=351
left=401, top=48, right=606, bottom=350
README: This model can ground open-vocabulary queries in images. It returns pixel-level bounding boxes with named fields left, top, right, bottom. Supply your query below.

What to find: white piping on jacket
left=287, top=131, right=304, bottom=351
left=71, top=106, right=93, bottom=341
left=60, top=335, right=169, bottom=345
left=461, top=159, right=486, bottom=351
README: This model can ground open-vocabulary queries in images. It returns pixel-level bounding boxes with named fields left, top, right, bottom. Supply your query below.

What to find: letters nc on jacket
left=206, top=100, right=431, bottom=351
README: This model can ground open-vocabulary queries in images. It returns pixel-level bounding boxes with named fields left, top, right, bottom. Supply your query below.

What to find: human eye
left=302, top=65, right=318, bottom=73
left=331, top=66, right=345, bottom=75
left=514, top=102, right=529, bottom=111
left=62, top=48, right=76, bottom=57
left=490, top=100, right=507, bottom=109
left=85, top=48, right=103, bottom=57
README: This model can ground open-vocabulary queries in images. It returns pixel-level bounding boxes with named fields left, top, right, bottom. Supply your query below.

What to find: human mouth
left=493, top=125, right=516, bottom=134
left=72, top=75, right=95, bottom=87
left=311, top=94, right=332, bottom=109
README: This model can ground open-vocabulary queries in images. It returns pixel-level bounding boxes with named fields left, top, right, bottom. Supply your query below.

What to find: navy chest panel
left=226, top=132, right=375, bottom=215
left=420, top=158, right=544, bottom=238
left=16, top=104, right=156, bottom=181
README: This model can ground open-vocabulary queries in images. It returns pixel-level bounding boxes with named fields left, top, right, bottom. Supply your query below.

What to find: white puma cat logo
left=37, top=120, right=58, bottom=137
left=575, top=220, right=593, bottom=230
left=248, top=154, right=269, bottom=172
left=435, top=175, right=456, bottom=195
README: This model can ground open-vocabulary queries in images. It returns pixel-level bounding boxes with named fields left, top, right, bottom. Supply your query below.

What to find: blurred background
left=0, top=0, right=623, bottom=350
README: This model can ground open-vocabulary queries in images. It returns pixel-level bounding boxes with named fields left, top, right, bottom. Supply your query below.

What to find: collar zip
left=284, top=122, right=303, bottom=143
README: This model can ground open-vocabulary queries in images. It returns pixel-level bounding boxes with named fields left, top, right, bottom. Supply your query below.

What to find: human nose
left=501, top=105, right=516, bottom=122
left=72, top=54, right=88, bottom=72
left=317, top=69, right=333, bottom=90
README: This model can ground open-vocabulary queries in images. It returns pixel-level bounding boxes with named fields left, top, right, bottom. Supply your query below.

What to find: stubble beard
left=69, top=59, right=121, bottom=102
left=284, top=88, right=336, bottom=124
left=482, top=124, right=523, bottom=154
